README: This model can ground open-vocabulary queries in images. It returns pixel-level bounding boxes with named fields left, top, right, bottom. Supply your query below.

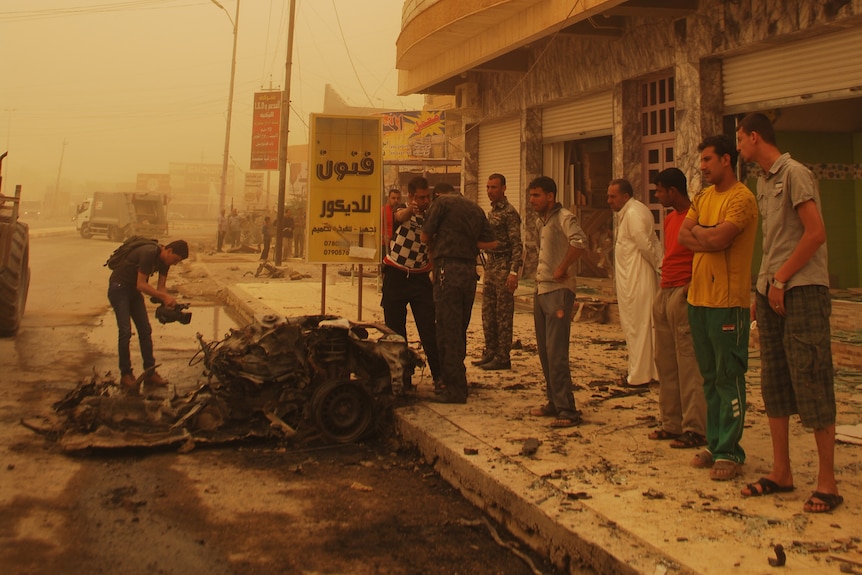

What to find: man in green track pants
left=679, top=134, right=758, bottom=482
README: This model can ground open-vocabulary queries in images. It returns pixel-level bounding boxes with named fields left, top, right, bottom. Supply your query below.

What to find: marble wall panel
left=463, top=123, right=479, bottom=203
left=522, top=107, right=543, bottom=276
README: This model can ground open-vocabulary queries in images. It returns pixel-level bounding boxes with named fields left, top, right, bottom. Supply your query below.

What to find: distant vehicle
left=0, top=151, right=31, bottom=336
left=75, top=192, right=169, bottom=241
left=20, top=200, right=41, bottom=220
left=168, top=211, right=185, bottom=220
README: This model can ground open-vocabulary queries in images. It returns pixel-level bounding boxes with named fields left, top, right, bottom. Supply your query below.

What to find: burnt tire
left=0, top=222, right=31, bottom=337
left=310, top=380, right=374, bottom=443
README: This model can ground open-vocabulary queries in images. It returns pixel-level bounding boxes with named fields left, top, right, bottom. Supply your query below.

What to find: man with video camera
left=107, top=239, right=189, bottom=392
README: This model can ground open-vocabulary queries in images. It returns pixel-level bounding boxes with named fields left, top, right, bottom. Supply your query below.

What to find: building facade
left=396, top=0, right=862, bottom=287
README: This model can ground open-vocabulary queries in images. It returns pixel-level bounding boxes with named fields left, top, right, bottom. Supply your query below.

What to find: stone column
left=674, top=17, right=723, bottom=195
left=462, top=122, right=479, bottom=202
left=614, top=80, right=642, bottom=187
left=521, top=106, right=542, bottom=277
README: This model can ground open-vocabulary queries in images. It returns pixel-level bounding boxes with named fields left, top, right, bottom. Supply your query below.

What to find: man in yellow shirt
left=679, top=134, right=758, bottom=481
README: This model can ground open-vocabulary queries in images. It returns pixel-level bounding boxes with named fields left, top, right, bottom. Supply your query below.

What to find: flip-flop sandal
left=804, top=491, right=844, bottom=513
left=691, top=449, right=714, bottom=468
left=709, top=460, right=740, bottom=481
left=741, top=477, right=795, bottom=497
left=617, top=376, right=653, bottom=388
left=648, top=429, right=681, bottom=440
left=549, top=416, right=581, bottom=428
left=670, top=431, right=707, bottom=449
left=529, top=405, right=557, bottom=417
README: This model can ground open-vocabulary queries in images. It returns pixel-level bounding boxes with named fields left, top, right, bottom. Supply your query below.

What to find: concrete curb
left=194, top=257, right=277, bottom=326
left=396, top=404, right=695, bottom=575
left=28, top=226, right=77, bottom=239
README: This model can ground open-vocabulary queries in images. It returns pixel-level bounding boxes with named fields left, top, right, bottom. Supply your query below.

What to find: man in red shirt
left=381, top=188, right=403, bottom=255
left=649, top=168, right=707, bottom=449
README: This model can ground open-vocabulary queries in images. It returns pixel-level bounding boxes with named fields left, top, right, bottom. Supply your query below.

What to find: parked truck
left=0, top=151, right=31, bottom=336
left=75, top=192, right=169, bottom=241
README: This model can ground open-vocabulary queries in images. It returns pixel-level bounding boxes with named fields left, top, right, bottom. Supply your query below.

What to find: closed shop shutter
left=542, top=92, right=613, bottom=142
left=723, top=26, right=862, bottom=113
left=478, top=117, right=520, bottom=214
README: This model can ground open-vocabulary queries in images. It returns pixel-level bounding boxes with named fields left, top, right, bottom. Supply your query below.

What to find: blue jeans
left=534, top=289, right=577, bottom=419
left=108, top=282, right=155, bottom=375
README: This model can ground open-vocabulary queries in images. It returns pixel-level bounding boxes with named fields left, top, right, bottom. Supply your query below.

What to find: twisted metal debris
left=44, top=315, right=421, bottom=452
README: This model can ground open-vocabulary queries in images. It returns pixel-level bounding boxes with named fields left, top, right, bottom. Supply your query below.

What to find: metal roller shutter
left=478, top=117, right=520, bottom=214
left=542, top=92, right=614, bottom=142
left=723, top=26, right=862, bottom=113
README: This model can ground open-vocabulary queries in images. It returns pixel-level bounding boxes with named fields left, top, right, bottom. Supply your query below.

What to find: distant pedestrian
left=736, top=112, right=841, bottom=512
left=474, top=174, right=522, bottom=371
left=526, top=176, right=587, bottom=428
left=608, top=178, right=661, bottom=387
left=228, top=209, right=241, bottom=248
left=421, top=182, right=497, bottom=404
left=282, top=209, right=295, bottom=259
left=260, top=216, right=272, bottom=261
left=649, top=168, right=706, bottom=448
left=217, top=209, right=227, bottom=252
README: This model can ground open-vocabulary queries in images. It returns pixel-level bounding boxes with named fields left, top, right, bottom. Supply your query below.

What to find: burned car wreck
left=45, top=315, right=422, bottom=452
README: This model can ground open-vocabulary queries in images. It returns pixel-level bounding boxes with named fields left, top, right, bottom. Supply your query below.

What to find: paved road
left=0, top=231, right=559, bottom=575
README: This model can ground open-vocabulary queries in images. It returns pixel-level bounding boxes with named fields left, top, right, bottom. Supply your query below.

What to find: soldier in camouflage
left=474, top=174, right=523, bottom=371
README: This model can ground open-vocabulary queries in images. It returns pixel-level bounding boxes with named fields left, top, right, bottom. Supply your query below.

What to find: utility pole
left=3, top=108, right=15, bottom=195
left=51, top=139, right=67, bottom=219
left=274, top=0, right=297, bottom=266
left=212, top=0, right=240, bottom=216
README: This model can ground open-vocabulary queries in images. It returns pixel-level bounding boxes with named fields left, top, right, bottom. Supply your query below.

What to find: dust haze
left=0, top=0, right=421, bottom=213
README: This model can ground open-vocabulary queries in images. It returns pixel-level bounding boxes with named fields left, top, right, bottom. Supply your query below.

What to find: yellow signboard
left=307, top=114, right=382, bottom=264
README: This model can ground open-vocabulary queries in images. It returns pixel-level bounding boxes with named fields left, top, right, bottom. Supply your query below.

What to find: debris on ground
left=768, top=544, right=786, bottom=567
left=520, top=437, right=541, bottom=456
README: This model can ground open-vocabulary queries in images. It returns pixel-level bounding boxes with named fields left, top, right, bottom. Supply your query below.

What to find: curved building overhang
left=396, top=0, right=698, bottom=95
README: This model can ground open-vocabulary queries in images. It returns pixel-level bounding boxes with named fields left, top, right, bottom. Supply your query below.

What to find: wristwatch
left=771, top=278, right=786, bottom=290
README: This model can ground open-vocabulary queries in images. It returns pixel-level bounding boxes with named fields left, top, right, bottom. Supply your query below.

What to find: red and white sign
left=250, top=91, right=282, bottom=170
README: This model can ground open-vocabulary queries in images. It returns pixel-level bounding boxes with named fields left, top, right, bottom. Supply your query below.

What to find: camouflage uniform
left=481, top=197, right=522, bottom=363
left=423, top=193, right=495, bottom=401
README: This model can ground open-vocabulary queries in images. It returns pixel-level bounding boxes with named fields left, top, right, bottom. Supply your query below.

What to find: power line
left=464, top=0, right=584, bottom=135
left=0, top=0, right=201, bottom=22
left=330, top=0, right=374, bottom=107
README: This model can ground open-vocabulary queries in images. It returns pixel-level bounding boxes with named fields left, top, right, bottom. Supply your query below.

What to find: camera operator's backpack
left=104, top=236, right=159, bottom=269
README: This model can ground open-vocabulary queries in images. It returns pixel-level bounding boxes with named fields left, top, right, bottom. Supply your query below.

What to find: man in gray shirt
left=526, top=176, right=586, bottom=427
left=736, top=112, right=841, bottom=513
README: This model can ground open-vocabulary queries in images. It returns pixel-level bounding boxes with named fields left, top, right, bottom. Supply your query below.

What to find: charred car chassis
left=48, top=315, right=421, bottom=452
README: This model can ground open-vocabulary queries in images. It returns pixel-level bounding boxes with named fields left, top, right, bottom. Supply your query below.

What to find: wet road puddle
left=88, top=304, right=238, bottom=389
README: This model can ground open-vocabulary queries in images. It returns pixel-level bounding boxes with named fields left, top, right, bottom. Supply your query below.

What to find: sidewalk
left=195, top=251, right=862, bottom=575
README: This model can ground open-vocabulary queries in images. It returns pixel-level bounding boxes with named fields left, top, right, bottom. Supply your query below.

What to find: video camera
left=150, top=297, right=192, bottom=325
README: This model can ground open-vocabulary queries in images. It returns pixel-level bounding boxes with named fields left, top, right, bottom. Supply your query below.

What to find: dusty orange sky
left=0, top=0, right=421, bottom=201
